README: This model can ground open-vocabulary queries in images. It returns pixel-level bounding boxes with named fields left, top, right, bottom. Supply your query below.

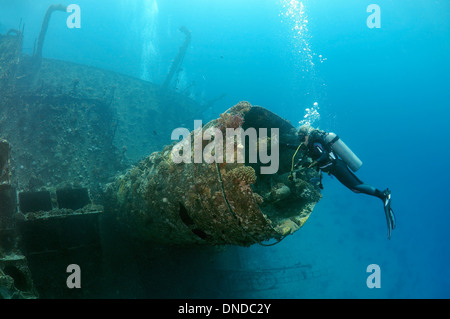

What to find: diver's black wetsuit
left=302, top=130, right=385, bottom=200
left=286, top=128, right=395, bottom=238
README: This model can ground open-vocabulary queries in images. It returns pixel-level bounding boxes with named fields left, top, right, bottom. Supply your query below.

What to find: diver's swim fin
left=383, top=189, right=396, bottom=239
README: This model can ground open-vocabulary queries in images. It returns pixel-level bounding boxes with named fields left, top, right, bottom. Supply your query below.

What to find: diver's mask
left=298, top=133, right=306, bottom=143
left=298, top=124, right=312, bottom=143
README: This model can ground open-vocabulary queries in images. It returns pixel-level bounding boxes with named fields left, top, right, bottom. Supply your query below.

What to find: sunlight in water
left=140, top=0, right=159, bottom=82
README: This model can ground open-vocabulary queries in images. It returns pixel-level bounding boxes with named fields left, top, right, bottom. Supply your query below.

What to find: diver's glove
left=383, top=189, right=396, bottom=239
left=308, top=161, right=318, bottom=169
left=294, top=158, right=307, bottom=169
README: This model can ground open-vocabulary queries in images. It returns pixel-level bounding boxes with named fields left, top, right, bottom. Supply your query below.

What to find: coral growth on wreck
left=217, top=112, right=244, bottom=132
left=226, top=166, right=257, bottom=185
left=215, top=100, right=252, bottom=132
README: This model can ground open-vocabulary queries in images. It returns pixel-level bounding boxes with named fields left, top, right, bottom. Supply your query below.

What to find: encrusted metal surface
left=105, top=102, right=322, bottom=246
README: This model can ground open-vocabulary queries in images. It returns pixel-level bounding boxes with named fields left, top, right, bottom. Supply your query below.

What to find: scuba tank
left=325, top=132, right=363, bottom=172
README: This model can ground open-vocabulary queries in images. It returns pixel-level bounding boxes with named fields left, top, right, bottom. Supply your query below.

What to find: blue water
left=2, top=0, right=449, bottom=298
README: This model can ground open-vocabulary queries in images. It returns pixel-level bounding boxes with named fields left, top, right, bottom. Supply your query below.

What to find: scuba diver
left=289, top=125, right=396, bottom=239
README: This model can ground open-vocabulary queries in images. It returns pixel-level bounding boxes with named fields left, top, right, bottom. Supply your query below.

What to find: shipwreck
left=105, top=101, right=321, bottom=246
left=0, top=5, right=322, bottom=298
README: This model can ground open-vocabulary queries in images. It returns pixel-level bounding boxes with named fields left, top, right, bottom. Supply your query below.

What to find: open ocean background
left=1, top=0, right=449, bottom=298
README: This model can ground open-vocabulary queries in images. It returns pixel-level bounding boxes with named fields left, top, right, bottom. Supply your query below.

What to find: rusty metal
left=105, top=102, right=322, bottom=246
left=0, top=139, right=38, bottom=299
